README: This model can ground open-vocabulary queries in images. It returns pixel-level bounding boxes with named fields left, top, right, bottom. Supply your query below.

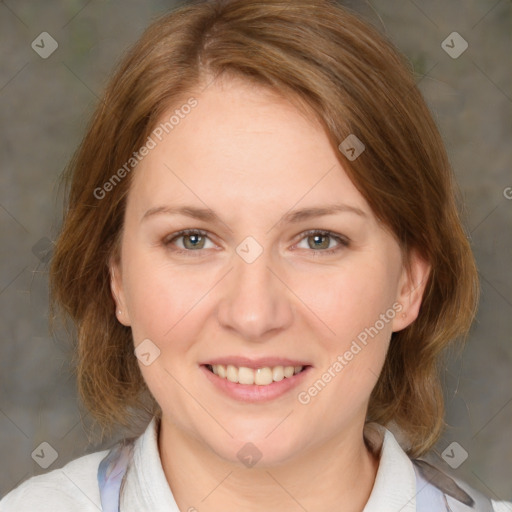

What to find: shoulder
left=0, top=448, right=109, bottom=512
left=412, top=458, right=512, bottom=512
left=492, top=500, right=512, bottom=512
left=365, top=422, right=512, bottom=512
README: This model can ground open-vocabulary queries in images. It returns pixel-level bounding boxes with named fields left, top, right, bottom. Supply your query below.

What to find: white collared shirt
left=1, top=417, right=510, bottom=511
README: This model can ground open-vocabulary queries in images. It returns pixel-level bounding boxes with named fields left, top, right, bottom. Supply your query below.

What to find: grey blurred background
left=1, top=0, right=511, bottom=503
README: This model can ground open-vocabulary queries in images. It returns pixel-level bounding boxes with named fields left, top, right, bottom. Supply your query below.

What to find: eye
left=162, top=229, right=349, bottom=257
left=294, top=230, right=350, bottom=256
left=163, top=229, right=215, bottom=255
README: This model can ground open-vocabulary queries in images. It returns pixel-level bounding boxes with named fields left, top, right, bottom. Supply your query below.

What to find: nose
left=215, top=245, right=294, bottom=342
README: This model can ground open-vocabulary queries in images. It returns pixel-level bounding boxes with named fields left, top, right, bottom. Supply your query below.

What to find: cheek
left=294, top=258, right=399, bottom=342
left=122, top=252, right=214, bottom=343
left=291, top=256, right=398, bottom=398
left=296, top=274, right=394, bottom=416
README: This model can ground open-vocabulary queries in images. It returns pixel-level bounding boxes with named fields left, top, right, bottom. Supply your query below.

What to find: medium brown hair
left=49, top=0, right=478, bottom=457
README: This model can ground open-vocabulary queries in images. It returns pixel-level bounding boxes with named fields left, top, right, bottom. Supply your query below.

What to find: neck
left=158, top=417, right=380, bottom=512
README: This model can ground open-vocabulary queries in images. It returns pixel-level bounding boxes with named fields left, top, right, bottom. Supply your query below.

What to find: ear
left=109, top=254, right=131, bottom=327
left=391, top=248, right=431, bottom=332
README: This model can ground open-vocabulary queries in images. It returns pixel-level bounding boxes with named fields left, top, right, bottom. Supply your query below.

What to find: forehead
left=127, top=77, right=370, bottom=219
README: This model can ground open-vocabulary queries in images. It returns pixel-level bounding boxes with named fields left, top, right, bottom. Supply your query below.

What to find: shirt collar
left=122, top=415, right=180, bottom=510
left=123, top=416, right=417, bottom=511
left=363, top=422, right=417, bottom=512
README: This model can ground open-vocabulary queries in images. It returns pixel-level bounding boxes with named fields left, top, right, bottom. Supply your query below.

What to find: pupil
left=185, top=234, right=203, bottom=249
left=311, top=234, right=328, bottom=249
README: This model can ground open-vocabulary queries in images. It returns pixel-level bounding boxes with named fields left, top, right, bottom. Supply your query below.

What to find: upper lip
left=201, top=356, right=312, bottom=369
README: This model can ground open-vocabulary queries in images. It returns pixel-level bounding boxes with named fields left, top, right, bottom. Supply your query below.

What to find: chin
left=206, top=428, right=303, bottom=468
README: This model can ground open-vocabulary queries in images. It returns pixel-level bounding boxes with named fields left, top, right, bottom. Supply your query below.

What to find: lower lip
left=200, top=365, right=313, bottom=403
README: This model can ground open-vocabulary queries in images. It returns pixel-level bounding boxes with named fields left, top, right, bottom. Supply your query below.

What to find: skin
left=110, top=75, right=430, bottom=512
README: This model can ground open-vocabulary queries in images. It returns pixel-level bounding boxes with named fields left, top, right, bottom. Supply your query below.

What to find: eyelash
left=162, top=229, right=350, bottom=257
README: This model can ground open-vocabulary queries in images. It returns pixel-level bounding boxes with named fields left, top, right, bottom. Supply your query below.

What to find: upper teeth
left=209, top=364, right=304, bottom=385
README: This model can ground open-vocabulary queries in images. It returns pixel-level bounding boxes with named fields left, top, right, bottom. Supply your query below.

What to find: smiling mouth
left=204, top=363, right=310, bottom=386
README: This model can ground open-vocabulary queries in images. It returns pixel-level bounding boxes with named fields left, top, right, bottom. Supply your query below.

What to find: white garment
left=1, top=417, right=510, bottom=511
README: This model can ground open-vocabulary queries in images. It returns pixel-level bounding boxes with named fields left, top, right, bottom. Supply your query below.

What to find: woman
left=1, top=0, right=510, bottom=511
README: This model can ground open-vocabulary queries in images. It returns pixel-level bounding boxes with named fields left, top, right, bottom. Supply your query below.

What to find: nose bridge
left=216, top=237, right=293, bottom=340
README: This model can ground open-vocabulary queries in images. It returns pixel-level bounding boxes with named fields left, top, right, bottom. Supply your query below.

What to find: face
left=110, top=76, right=429, bottom=466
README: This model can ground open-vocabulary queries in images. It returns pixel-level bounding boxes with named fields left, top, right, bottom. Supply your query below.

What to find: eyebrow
left=141, top=203, right=367, bottom=225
